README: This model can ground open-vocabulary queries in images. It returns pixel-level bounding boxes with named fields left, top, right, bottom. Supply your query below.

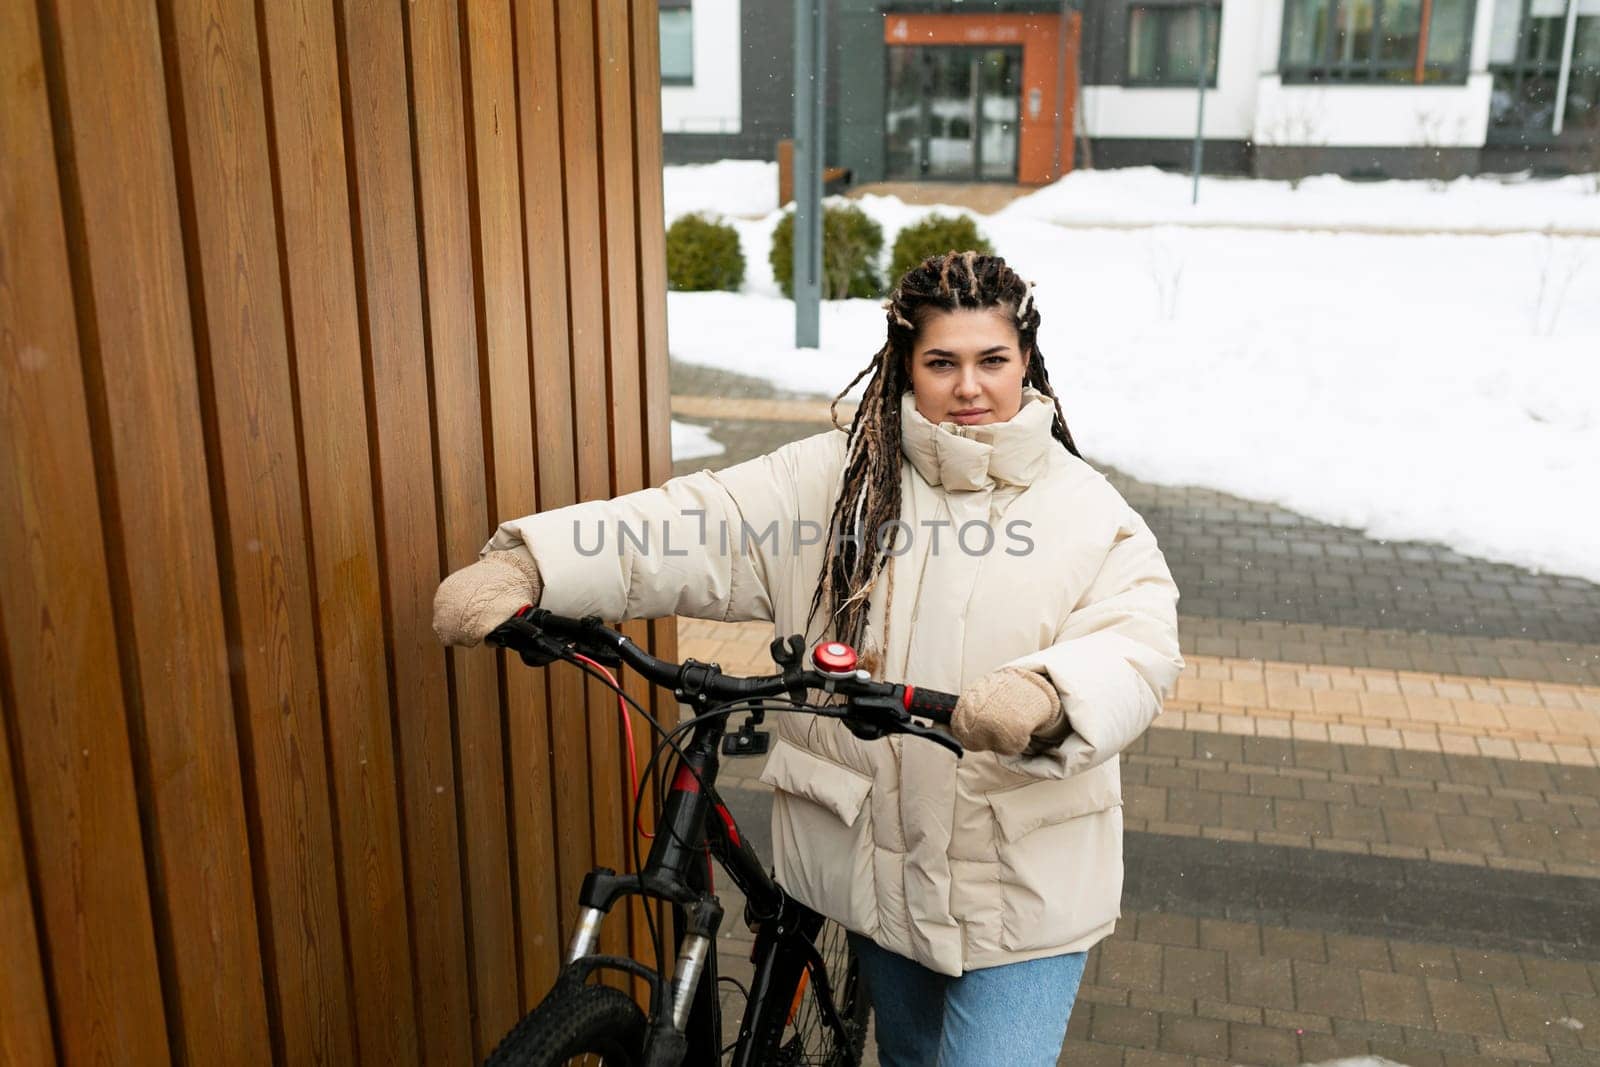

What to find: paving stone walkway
left=662, top=361, right=1600, bottom=1066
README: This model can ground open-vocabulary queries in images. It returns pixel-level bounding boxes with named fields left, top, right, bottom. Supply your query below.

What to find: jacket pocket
left=759, top=737, right=873, bottom=826
left=987, top=762, right=1124, bottom=954
left=760, top=739, right=880, bottom=936
left=987, top=760, right=1121, bottom=843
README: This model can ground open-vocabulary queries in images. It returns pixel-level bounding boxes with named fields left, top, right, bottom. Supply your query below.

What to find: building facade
left=661, top=0, right=1599, bottom=180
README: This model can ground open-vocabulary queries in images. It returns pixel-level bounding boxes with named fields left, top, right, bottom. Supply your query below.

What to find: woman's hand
left=431, top=550, right=543, bottom=647
left=951, top=668, right=1068, bottom=756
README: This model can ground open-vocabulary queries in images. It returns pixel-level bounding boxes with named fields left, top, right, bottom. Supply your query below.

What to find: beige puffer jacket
left=486, top=388, right=1182, bottom=976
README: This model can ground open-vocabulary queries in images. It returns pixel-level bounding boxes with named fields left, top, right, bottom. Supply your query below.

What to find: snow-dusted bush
left=666, top=213, right=746, bottom=292
left=888, top=213, right=994, bottom=284
left=1528, top=233, right=1587, bottom=336
left=769, top=204, right=884, bottom=300
left=1144, top=230, right=1185, bottom=321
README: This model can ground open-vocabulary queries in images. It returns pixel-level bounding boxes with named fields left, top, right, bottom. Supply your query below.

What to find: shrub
left=888, top=213, right=995, bottom=285
left=769, top=203, right=884, bottom=300
left=666, top=213, right=745, bottom=292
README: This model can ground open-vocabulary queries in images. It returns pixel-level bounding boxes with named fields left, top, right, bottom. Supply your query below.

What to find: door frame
left=882, top=43, right=1025, bottom=182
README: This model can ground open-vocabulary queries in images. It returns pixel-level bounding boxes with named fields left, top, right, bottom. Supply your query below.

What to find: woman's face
left=907, top=307, right=1028, bottom=427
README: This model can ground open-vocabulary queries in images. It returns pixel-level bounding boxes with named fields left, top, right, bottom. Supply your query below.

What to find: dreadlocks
left=808, top=251, right=1081, bottom=654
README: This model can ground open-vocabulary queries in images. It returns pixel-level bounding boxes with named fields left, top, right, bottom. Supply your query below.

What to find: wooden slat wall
left=0, top=0, right=672, bottom=1062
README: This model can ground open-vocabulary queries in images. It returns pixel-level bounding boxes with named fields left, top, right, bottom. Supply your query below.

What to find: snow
left=664, top=165, right=1600, bottom=585
left=671, top=420, right=726, bottom=461
left=1003, top=167, right=1600, bottom=235
left=663, top=160, right=779, bottom=222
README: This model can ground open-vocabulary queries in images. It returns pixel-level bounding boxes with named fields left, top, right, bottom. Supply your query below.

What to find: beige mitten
left=951, top=667, right=1065, bottom=756
left=431, top=549, right=543, bottom=647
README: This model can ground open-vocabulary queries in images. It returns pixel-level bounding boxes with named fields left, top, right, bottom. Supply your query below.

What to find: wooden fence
left=0, top=0, right=674, bottom=1062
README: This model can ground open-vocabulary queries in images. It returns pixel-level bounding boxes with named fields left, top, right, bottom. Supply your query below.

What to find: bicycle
left=479, top=607, right=963, bottom=1066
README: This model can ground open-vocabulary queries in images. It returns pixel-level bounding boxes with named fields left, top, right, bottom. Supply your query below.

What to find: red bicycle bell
left=811, top=641, right=858, bottom=675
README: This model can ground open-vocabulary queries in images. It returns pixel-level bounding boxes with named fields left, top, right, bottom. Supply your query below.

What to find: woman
left=433, top=252, right=1183, bottom=1065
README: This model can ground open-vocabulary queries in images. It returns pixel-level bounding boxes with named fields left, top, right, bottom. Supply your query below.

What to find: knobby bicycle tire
left=483, top=981, right=647, bottom=1067
left=751, top=919, right=870, bottom=1067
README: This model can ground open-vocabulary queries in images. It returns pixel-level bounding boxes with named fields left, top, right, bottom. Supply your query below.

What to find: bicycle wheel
left=484, top=981, right=647, bottom=1067
left=759, top=919, right=871, bottom=1067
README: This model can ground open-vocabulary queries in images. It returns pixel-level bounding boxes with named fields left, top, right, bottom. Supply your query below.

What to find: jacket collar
left=899, top=387, right=1058, bottom=492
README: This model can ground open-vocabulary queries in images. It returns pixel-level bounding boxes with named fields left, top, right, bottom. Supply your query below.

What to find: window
left=660, top=2, right=693, bottom=86
left=1280, top=0, right=1475, bottom=82
left=1127, top=3, right=1222, bottom=86
left=1489, top=0, right=1600, bottom=138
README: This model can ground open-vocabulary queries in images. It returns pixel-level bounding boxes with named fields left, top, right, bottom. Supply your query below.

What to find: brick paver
left=673, top=393, right=856, bottom=426
left=1166, top=656, right=1600, bottom=766
left=1064, top=910, right=1600, bottom=1067
left=653, top=368, right=1600, bottom=1065
left=677, top=619, right=1600, bottom=765
left=668, top=376, right=1600, bottom=649
left=1183, top=617, right=1600, bottom=686
left=691, top=633, right=1600, bottom=875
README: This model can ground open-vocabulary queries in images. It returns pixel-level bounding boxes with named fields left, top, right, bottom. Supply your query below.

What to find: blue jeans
left=848, top=933, right=1086, bottom=1067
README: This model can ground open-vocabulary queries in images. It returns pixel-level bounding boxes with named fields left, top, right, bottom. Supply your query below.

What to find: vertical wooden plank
left=554, top=0, right=631, bottom=968
left=41, top=0, right=275, bottom=1059
left=455, top=0, right=564, bottom=1005
left=593, top=0, right=656, bottom=976
left=630, top=0, right=683, bottom=983
left=629, top=0, right=682, bottom=736
left=254, top=0, right=422, bottom=1062
left=0, top=675, right=54, bottom=1067
left=630, top=0, right=673, bottom=496
left=597, top=0, right=646, bottom=498
left=255, top=0, right=420, bottom=1060
left=159, top=0, right=357, bottom=1059
left=333, top=0, right=474, bottom=1060
left=0, top=9, right=168, bottom=1064
left=0, top=678, right=54, bottom=1067
left=513, top=0, right=596, bottom=983
left=404, top=0, right=523, bottom=1049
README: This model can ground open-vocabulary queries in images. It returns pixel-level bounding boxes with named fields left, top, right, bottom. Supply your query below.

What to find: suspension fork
left=572, top=698, right=744, bottom=1058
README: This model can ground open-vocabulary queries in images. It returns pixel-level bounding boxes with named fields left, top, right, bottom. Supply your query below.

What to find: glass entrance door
left=886, top=46, right=1022, bottom=181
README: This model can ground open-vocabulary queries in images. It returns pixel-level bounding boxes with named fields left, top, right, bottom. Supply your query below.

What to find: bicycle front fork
left=566, top=867, right=726, bottom=1035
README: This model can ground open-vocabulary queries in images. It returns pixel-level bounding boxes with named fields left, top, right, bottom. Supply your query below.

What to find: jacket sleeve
left=482, top=432, right=840, bottom=624
left=996, top=506, right=1184, bottom=780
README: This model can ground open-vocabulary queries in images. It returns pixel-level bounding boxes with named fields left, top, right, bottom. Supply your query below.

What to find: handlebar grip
left=903, top=686, right=957, bottom=725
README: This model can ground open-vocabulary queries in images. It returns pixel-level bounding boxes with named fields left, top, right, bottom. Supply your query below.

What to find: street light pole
left=1191, top=5, right=1211, bottom=205
left=793, top=0, right=826, bottom=347
left=1552, top=0, right=1579, bottom=135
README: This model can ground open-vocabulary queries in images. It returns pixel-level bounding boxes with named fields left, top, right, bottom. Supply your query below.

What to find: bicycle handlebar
left=486, top=608, right=961, bottom=754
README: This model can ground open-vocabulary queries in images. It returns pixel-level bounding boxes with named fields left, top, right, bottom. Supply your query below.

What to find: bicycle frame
left=486, top=609, right=956, bottom=1065
left=562, top=696, right=857, bottom=1066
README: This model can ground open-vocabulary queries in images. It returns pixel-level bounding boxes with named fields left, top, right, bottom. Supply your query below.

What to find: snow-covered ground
left=664, top=165, right=1600, bottom=585
left=663, top=161, right=1600, bottom=234
left=664, top=160, right=779, bottom=221
left=1004, top=168, right=1600, bottom=234
left=671, top=419, right=726, bottom=461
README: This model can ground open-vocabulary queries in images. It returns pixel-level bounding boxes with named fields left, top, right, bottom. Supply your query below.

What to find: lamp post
left=1552, top=0, right=1579, bottom=135
left=793, top=0, right=826, bottom=347
left=1191, top=4, right=1212, bottom=205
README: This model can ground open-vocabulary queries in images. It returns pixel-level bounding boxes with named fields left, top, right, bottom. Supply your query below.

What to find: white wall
left=1082, top=0, right=1267, bottom=139
left=1089, top=0, right=1503, bottom=148
left=1251, top=76, right=1495, bottom=147
left=661, top=0, right=742, bottom=134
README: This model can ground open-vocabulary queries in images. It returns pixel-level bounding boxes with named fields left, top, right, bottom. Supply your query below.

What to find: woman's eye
left=983, top=355, right=1009, bottom=365
left=926, top=359, right=954, bottom=369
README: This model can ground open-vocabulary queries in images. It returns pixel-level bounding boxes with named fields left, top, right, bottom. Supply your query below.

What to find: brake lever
left=843, top=694, right=964, bottom=758
left=484, top=612, right=584, bottom=669
left=899, top=718, right=964, bottom=758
